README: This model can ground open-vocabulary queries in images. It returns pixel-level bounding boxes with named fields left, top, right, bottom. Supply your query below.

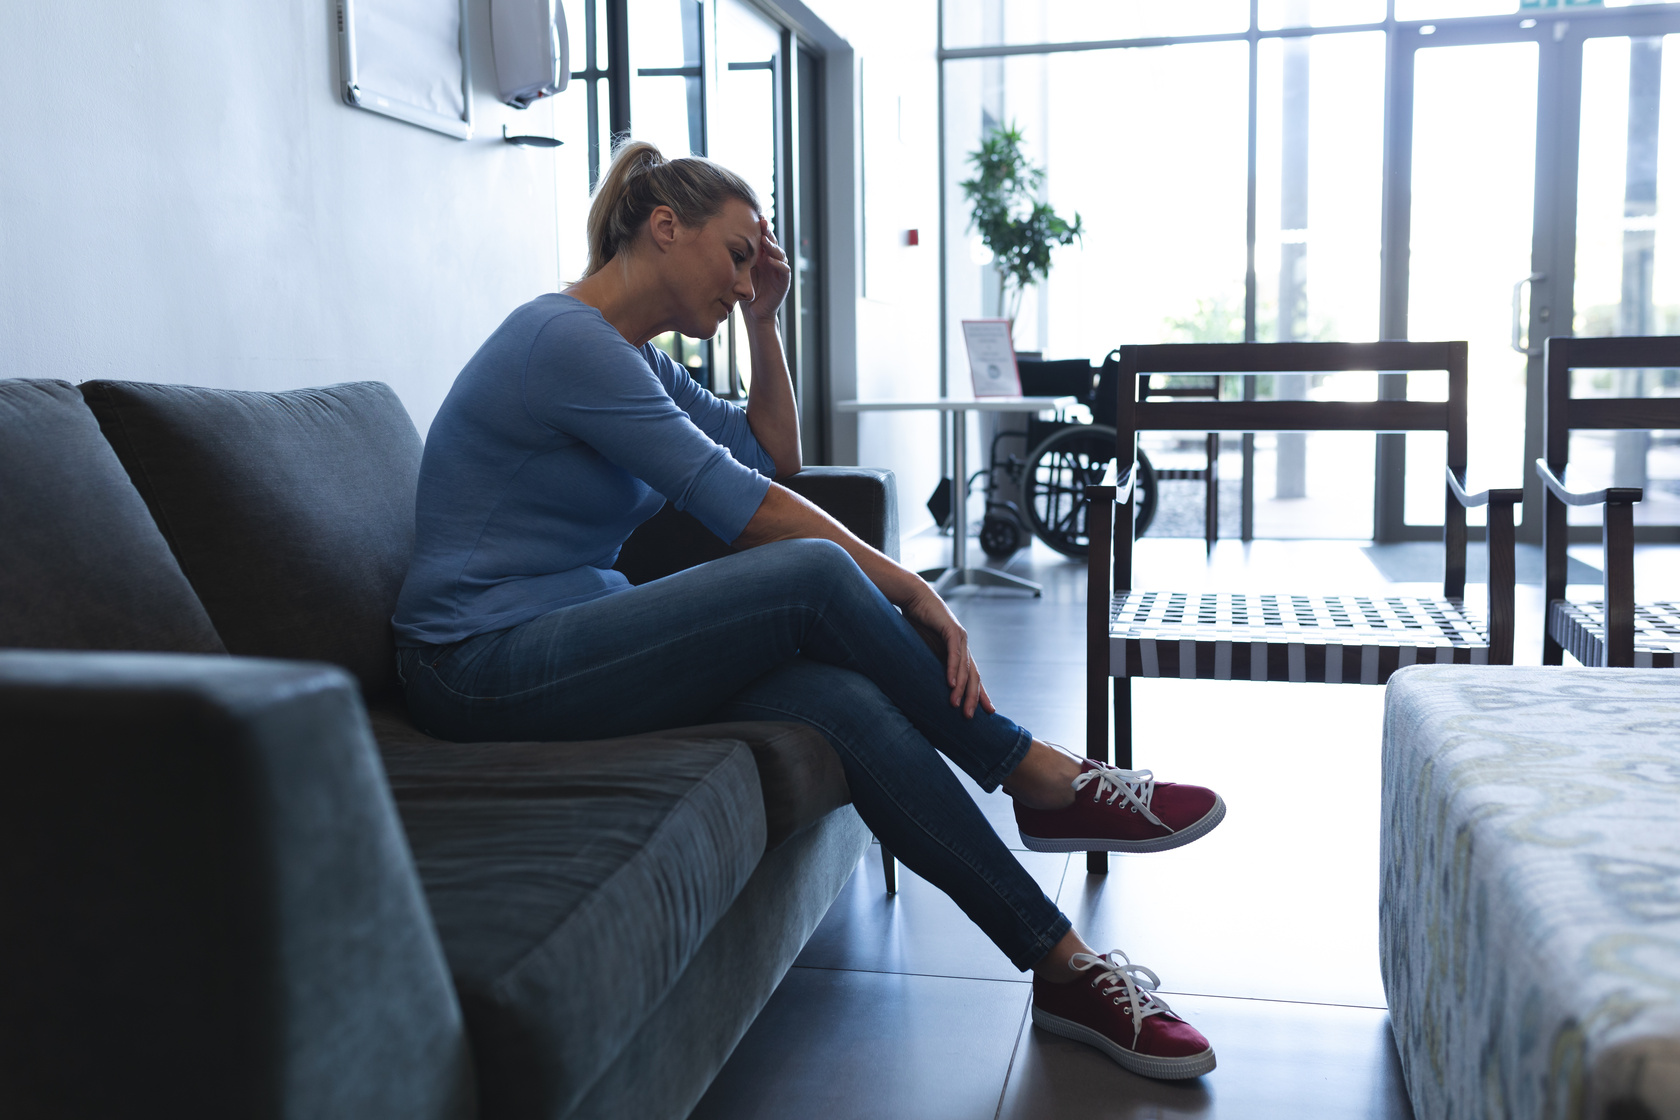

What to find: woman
left=393, top=140, right=1225, bottom=1081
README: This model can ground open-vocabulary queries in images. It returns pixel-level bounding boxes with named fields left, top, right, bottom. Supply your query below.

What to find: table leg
left=921, top=408, right=1042, bottom=597
left=940, top=567, right=1044, bottom=594
left=917, top=411, right=959, bottom=585
left=951, top=408, right=968, bottom=574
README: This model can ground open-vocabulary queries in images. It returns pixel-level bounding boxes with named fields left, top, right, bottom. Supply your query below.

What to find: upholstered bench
left=1381, top=665, right=1680, bottom=1120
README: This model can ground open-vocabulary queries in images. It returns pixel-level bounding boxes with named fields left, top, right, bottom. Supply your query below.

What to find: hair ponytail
left=583, top=138, right=761, bottom=278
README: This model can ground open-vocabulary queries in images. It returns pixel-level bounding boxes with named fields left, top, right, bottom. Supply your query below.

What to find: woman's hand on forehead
left=743, top=217, right=791, bottom=321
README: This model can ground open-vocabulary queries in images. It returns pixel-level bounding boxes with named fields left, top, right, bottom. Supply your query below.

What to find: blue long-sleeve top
left=392, top=292, right=776, bottom=646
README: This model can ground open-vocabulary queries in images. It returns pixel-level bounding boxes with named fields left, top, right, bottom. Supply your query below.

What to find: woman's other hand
left=742, top=218, right=791, bottom=323
left=899, top=581, right=995, bottom=718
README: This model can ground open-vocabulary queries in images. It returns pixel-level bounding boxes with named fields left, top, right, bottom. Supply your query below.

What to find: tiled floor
left=690, top=526, right=1680, bottom=1119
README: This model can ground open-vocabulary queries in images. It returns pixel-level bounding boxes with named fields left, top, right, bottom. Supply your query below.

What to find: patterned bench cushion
left=1381, top=665, right=1680, bottom=1120
left=1110, top=591, right=1490, bottom=684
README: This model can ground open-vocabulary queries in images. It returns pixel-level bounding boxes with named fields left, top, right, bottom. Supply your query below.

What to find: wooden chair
left=1137, top=369, right=1221, bottom=555
left=1538, top=335, right=1680, bottom=668
left=1084, top=341, right=1523, bottom=874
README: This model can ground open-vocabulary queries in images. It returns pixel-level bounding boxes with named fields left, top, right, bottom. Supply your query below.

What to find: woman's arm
left=733, top=484, right=994, bottom=718
left=740, top=220, right=802, bottom=479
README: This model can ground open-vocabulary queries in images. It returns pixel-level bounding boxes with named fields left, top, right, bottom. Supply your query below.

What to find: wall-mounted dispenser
left=491, top=0, right=569, bottom=109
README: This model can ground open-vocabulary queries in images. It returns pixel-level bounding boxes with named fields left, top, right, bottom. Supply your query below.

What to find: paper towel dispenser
left=491, top=0, right=570, bottom=109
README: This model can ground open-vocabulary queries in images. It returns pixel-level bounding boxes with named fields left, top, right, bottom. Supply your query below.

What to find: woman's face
left=660, top=198, right=762, bottom=338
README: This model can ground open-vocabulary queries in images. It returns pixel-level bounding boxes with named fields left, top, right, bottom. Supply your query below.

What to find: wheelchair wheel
left=979, top=505, right=1026, bottom=559
left=1134, top=449, right=1159, bottom=538
left=1022, top=425, right=1159, bottom=558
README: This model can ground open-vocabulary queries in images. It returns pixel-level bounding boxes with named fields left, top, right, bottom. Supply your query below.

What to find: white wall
left=0, top=1, right=562, bottom=435
left=797, top=0, right=945, bottom=536
left=0, top=0, right=947, bottom=536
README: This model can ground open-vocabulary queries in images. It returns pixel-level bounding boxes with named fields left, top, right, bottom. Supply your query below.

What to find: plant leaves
left=961, top=122, right=1083, bottom=305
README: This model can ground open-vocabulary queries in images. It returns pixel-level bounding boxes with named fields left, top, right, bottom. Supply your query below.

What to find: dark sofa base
left=569, top=808, right=871, bottom=1120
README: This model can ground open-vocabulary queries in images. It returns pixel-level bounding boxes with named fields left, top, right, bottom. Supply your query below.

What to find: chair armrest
left=1534, top=458, right=1643, bottom=506
left=0, top=651, right=471, bottom=1119
left=1534, top=459, right=1642, bottom=666
left=1087, top=459, right=1136, bottom=506
left=1444, top=468, right=1524, bottom=664
left=614, top=466, right=901, bottom=585
left=1445, top=467, right=1523, bottom=509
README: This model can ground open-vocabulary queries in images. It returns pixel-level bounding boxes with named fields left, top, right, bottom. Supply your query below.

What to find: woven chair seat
left=1547, top=599, right=1680, bottom=668
left=1109, top=591, right=1492, bottom=684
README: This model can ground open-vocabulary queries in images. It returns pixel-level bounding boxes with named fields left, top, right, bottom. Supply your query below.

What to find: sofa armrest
left=614, top=466, right=900, bottom=585
left=0, top=651, right=473, bottom=1120
left=782, top=467, right=900, bottom=562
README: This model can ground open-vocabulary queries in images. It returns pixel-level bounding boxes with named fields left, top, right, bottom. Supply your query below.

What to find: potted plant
left=960, top=121, right=1084, bottom=330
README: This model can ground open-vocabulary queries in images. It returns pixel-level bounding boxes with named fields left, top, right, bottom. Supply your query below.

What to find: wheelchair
left=976, top=351, right=1220, bottom=559
left=976, top=352, right=1156, bottom=559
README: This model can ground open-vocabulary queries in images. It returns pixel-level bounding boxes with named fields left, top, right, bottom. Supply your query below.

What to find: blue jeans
left=395, top=538, right=1072, bottom=970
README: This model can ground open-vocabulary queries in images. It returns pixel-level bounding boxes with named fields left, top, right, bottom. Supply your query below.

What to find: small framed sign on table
left=961, top=319, right=1021, bottom=397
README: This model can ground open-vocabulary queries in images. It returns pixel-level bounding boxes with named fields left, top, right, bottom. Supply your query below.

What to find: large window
left=941, top=1, right=1680, bottom=543
left=554, top=0, right=828, bottom=457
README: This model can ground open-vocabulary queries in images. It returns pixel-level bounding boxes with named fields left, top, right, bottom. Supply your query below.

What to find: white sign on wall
left=338, top=0, right=473, bottom=139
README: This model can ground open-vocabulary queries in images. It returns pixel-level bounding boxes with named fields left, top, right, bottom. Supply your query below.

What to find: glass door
left=633, top=0, right=720, bottom=389
left=1568, top=28, right=1680, bottom=532
left=710, top=0, right=783, bottom=400
left=1403, top=34, right=1538, bottom=532
left=1383, top=7, right=1680, bottom=544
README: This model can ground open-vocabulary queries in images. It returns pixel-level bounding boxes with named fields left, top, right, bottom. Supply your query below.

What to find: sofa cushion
left=368, top=707, right=850, bottom=850
left=0, top=379, right=224, bottom=654
left=376, top=726, right=766, bottom=1120
left=651, top=721, right=851, bottom=848
left=81, top=381, right=421, bottom=700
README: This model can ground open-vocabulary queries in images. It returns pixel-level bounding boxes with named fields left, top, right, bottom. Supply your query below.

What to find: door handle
left=1512, top=273, right=1545, bottom=356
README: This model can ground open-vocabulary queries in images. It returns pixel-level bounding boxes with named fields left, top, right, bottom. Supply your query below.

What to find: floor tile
left=996, top=994, right=1413, bottom=1120
left=960, top=658, right=1094, bottom=703
left=1362, top=540, right=1599, bottom=585
left=691, top=966, right=1030, bottom=1120
left=1130, top=539, right=1398, bottom=595
left=797, top=846, right=1071, bottom=983
left=987, top=705, right=1086, bottom=751
left=956, top=602, right=1091, bottom=665
left=1057, top=677, right=1389, bottom=1008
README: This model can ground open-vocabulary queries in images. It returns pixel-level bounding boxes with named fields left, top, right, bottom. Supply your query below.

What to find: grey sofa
left=0, top=377, right=898, bottom=1120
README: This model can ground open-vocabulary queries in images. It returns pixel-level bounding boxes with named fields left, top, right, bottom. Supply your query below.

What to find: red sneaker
left=1032, top=950, right=1215, bottom=1080
left=1014, top=759, right=1224, bottom=854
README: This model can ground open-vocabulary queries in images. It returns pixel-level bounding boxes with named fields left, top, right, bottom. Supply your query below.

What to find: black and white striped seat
left=1111, top=591, right=1492, bottom=684
left=1547, top=599, right=1680, bottom=669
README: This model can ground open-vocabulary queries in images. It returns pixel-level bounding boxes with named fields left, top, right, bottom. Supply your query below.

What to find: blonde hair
left=583, top=139, right=761, bottom=278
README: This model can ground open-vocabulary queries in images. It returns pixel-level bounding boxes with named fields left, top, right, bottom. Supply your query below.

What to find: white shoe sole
left=1018, top=795, right=1226, bottom=854
left=1032, top=1005, right=1217, bottom=1080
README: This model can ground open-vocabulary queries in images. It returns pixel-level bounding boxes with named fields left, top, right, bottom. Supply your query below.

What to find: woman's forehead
left=714, top=198, right=761, bottom=235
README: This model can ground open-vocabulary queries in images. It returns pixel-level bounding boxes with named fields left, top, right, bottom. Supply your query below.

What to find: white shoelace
left=1069, top=950, right=1177, bottom=1043
left=1071, top=762, right=1169, bottom=830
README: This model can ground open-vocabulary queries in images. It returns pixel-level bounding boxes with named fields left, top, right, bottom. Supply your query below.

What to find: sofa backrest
left=81, top=381, right=422, bottom=701
left=0, top=379, right=226, bottom=654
